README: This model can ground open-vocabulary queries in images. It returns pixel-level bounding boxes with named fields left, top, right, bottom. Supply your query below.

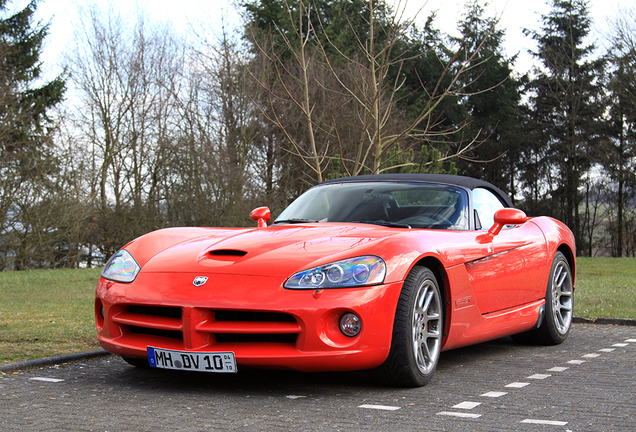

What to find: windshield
left=275, top=182, right=469, bottom=230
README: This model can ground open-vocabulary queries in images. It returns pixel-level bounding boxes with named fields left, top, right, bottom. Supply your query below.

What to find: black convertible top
left=320, top=173, right=513, bottom=207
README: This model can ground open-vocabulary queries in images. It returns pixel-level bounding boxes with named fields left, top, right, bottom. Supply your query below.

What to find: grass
left=0, top=268, right=102, bottom=364
left=0, top=258, right=634, bottom=364
left=575, top=257, right=636, bottom=321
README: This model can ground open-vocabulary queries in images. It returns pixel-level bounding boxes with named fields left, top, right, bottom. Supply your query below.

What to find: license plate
left=147, top=347, right=237, bottom=373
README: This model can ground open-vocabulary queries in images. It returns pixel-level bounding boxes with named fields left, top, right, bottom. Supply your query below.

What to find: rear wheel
left=512, top=251, right=573, bottom=345
left=378, top=266, right=443, bottom=387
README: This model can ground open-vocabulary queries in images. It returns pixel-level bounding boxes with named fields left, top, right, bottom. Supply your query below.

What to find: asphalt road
left=1, top=323, right=634, bottom=431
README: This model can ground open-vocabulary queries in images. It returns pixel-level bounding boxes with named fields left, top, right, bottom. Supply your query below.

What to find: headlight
left=101, top=249, right=141, bottom=283
left=284, top=256, right=386, bottom=289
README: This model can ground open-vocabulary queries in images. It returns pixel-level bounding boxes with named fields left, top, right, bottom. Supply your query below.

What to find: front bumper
left=95, top=272, right=403, bottom=372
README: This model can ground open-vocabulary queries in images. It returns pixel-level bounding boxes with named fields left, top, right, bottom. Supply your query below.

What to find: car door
left=467, top=188, right=549, bottom=315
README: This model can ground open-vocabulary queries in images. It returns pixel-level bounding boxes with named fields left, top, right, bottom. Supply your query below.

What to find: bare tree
left=188, top=19, right=263, bottom=224
left=248, top=0, right=333, bottom=183
left=66, top=3, right=186, bottom=255
left=247, top=0, right=492, bottom=183
left=581, top=175, right=611, bottom=257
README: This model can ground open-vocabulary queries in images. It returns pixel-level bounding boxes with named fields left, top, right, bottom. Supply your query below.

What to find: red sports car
left=95, top=174, right=575, bottom=387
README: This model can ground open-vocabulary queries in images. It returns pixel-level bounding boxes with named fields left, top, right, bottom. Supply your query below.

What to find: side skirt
left=442, top=299, right=545, bottom=351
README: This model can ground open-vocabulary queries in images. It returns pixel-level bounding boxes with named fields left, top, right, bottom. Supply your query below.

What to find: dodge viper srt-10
left=95, top=173, right=575, bottom=387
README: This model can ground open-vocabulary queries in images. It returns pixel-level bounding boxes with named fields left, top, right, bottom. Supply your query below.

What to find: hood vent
left=209, top=249, right=248, bottom=257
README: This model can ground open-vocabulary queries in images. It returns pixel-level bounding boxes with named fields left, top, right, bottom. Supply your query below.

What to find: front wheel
left=378, top=266, right=443, bottom=387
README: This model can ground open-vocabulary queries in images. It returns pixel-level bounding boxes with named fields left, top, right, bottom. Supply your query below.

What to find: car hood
left=140, top=224, right=401, bottom=278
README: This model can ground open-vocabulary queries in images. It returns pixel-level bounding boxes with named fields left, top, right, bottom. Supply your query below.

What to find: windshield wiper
left=352, top=221, right=412, bottom=229
left=273, top=218, right=321, bottom=224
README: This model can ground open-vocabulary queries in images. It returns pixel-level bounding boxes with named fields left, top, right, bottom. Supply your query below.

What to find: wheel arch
left=412, top=256, right=451, bottom=340
left=557, top=244, right=576, bottom=285
left=378, top=257, right=447, bottom=386
left=529, top=216, right=576, bottom=285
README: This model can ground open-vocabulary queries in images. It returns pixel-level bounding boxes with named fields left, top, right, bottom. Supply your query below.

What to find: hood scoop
left=209, top=249, right=248, bottom=257
left=198, top=248, right=248, bottom=265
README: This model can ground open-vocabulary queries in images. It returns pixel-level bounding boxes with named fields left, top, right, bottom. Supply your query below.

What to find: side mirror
left=488, top=208, right=528, bottom=236
left=249, top=207, right=271, bottom=228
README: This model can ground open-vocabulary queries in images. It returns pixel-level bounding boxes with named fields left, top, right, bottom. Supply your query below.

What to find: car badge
left=193, top=276, right=208, bottom=287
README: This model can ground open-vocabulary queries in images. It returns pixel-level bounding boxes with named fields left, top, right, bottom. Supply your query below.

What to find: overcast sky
left=16, top=0, right=636, bottom=77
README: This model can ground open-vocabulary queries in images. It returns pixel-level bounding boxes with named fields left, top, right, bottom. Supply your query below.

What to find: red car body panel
left=96, top=214, right=575, bottom=372
left=97, top=273, right=403, bottom=371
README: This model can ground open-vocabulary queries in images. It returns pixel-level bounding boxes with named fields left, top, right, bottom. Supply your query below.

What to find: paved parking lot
left=1, top=323, right=635, bottom=431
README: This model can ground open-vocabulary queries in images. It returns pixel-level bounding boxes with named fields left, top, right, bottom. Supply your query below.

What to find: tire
left=512, top=251, right=574, bottom=345
left=122, top=356, right=150, bottom=368
left=378, top=266, right=443, bottom=387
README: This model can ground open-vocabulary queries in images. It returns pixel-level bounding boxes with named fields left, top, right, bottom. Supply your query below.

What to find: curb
left=572, top=316, right=636, bottom=326
left=0, top=349, right=112, bottom=373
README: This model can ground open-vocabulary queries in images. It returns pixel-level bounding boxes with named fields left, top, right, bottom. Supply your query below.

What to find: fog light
left=339, top=312, right=361, bottom=337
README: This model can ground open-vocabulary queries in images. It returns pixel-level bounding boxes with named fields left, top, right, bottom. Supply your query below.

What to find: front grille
left=215, top=333, right=297, bottom=343
left=214, top=310, right=297, bottom=323
left=129, top=326, right=183, bottom=340
left=207, top=310, right=301, bottom=345
left=128, top=305, right=182, bottom=319
left=112, top=305, right=184, bottom=344
left=111, top=305, right=301, bottom=349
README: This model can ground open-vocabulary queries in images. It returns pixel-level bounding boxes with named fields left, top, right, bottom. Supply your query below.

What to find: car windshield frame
left=274, top=182, right=470, bottom=230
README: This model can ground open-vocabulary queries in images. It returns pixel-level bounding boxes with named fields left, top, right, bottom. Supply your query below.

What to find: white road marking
left=521, top=419, right=568, bottom=426
left=505, top=382, right=530, bottom=388
left=527, top=373, right=551, bottom=380
left=437, top=411, right=482, bottom=419
left=358, top=404, right=400, bottom=411
left=286, top=395, right=306, bottom=399
left=433, top=335, right=633, bottom=427
left=481, top=391, right=507, bottom=398
left=29, top=377, right=64, bottom=383
left=453, top=401, right=481, bottom=409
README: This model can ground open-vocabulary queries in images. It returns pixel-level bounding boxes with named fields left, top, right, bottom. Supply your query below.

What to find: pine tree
left=451, top=1, right=525, bottom=200
left=0, top=0, right=65, bottom=149
left=242, top=0, right=379, bottom=60
left=602, top=15, right=636, bottom=256
left=524, top=0, right=604, bottom=252
left=0, top=0, right=66, bottom=268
